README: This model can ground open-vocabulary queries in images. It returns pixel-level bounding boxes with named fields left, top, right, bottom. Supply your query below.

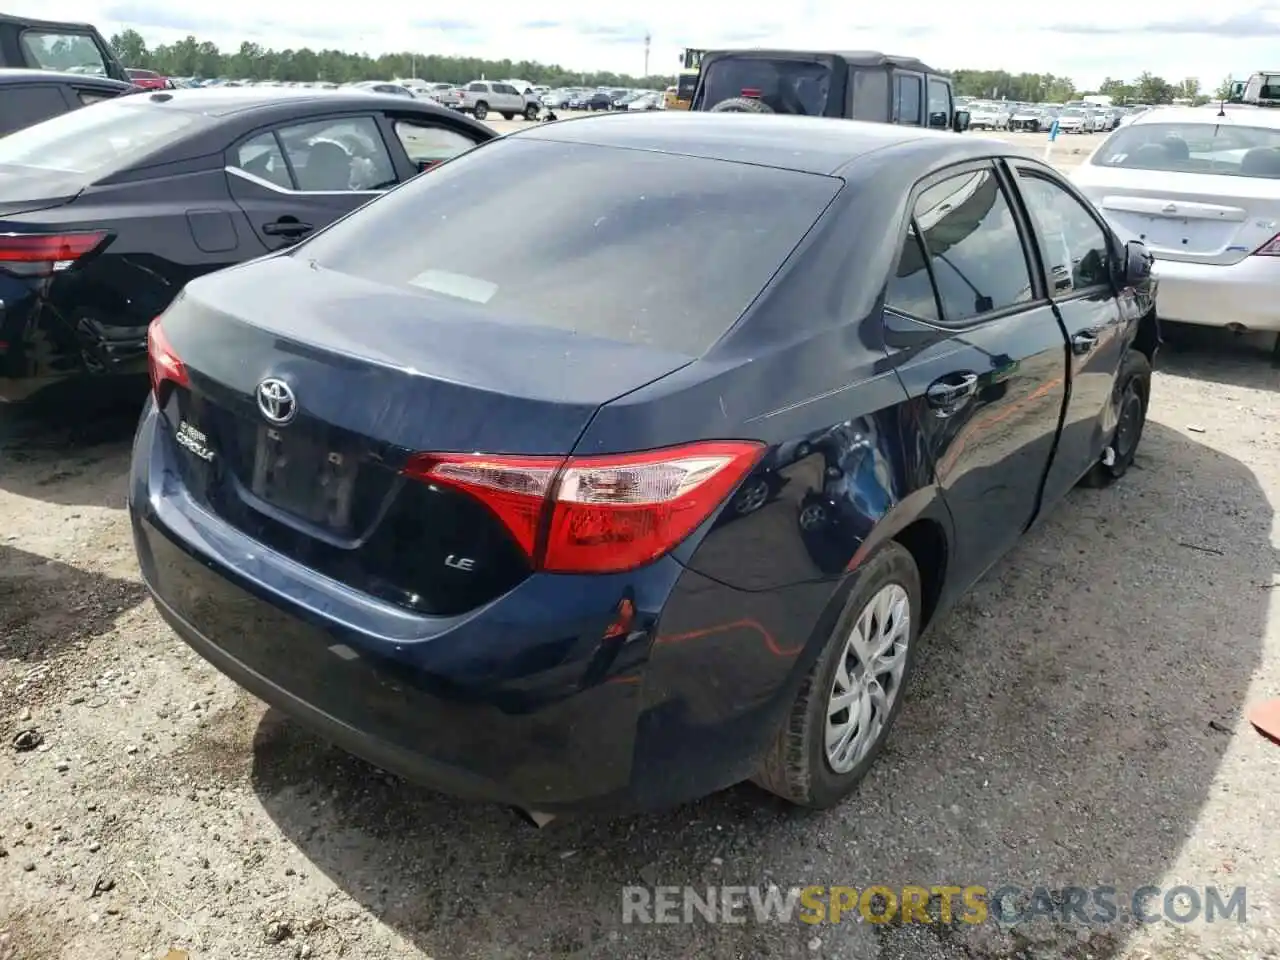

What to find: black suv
left=0, top=14, right=128, bottom=80
left=691, top=50, right=970, bottom=132
left=0, top=68, right=133, bottom=135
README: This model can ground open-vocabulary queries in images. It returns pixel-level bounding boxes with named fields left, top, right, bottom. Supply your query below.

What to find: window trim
left=885, top=158, right=1047, bottom=330
left=1005, top=158, right=1118, bottom=303
left=224, top=112, right=398, bottom=197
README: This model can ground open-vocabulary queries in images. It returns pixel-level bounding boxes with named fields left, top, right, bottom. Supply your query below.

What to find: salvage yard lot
left=2, top=132, right=1279, bottom=960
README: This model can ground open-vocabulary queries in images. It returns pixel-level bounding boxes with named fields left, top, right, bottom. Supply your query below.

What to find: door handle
left=262, top=219, right=314, bottom=237
left=1071, top=330, right=1099, bottom=355
left=925, top=372, right=979, bottom=414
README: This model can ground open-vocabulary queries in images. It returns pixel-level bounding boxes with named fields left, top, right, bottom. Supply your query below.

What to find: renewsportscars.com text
left=621, top=884, right=1248, bottom=926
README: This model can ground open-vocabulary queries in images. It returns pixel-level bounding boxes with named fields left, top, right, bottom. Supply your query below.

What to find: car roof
left=511, top=111, right=993, bottom=176
left=110, top=86, right=442, bottom=118
left=1132, top=105, right=1280, bottom=129
left=0, top=67, right=130, bottom=90
left=703, top=49, right=941, bottom=76
left=0, top=13, right=100, bottom=29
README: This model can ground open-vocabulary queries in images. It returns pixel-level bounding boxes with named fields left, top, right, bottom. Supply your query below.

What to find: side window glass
left=276, top=117, right=396, bottom=192
left=232, top=131, right=293, bottom=189
left=893, top=76, right=922, bottom=125
left=77, top=90, right=116, bottom=106
left=468, top=83, right=487, bottom=93
left=849, top=70, right=889, bottom=121
left=885, top=222, right=940, bottom=322
left=1, top=86, right=70, bottom=135
left=926, top=79, right=950, bottom=126
left=20, top=31, right=108, bottom=76
left=393, top=121, right=477, bottom=168
left=914, top=168, right=1033, bottom=322
left=1017, top=173, right=1111, bottom=294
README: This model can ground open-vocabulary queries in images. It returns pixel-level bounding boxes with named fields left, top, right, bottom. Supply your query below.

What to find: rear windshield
left=294, top=138, right=841, bottom=355
left=1093, top=122, right=1280, bottom=178
left=0, top=101, right=203, bottom=177
left=695, top=57, right=831, bottom=116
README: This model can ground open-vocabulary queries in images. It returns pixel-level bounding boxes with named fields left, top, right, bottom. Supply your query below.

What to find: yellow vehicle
left=664, top=48, right=704, bottom=110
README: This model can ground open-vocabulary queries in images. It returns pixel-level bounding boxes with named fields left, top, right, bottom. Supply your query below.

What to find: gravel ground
left=2, top=153, right=1279, bottom=959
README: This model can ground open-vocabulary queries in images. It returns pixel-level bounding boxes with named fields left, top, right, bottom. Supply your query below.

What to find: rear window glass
left=294, top=138, right=841, bottom=355
left=1093, top=122, right=1280, bottom=177
left=696, top=57, right=831, bottom=116
left=0, top=101, right=202, bottom=177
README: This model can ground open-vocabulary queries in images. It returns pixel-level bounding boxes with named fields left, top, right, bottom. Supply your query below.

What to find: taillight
left=147, top=317, right=188, bottom=400
left=0, top=231, right=108, bottom=277
left=740, top=87, right=762, bottom=98
left=404, top=440, right=764, bottom=574
left=1253, top=233, right=1280, bottom=256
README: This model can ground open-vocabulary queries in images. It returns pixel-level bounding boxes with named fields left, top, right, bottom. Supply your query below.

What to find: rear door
left=1009, top=161, right=1127, bottom=505
left=883, top=160, right=1070, bottom=582
left=225, top=114, right=397, bottom=251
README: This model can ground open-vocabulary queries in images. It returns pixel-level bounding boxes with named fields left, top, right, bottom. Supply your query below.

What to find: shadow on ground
left=247, top=421, right=1272, bottom=960
left=0, top=378, right=144, bottom=509
left=0, top=544, right=148, bottom=665
left=1158, top=322, right=1280, bottom=391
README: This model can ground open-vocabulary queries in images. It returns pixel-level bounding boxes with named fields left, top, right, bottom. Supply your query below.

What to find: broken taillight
left=0, top=231, right=108, bottom=277
left=403, top=441, right=764, bottom=574
left=147, top=317, right=189, bottom=401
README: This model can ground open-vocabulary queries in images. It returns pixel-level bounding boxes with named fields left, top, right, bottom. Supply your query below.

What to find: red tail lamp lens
left=404, top=441, right=764, bottom=573
left=147, top=318, right=188, bottom=399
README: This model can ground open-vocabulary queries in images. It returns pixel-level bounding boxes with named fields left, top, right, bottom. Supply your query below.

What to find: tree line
left=108, top=29, right=1227, bottom=104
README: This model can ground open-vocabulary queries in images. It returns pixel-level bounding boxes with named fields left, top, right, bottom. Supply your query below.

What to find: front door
left=1009, top=161, right=1127, bottom=505
left=225, top=114, right=397, bottom=253
left=882, top=161, right=1070, bottom=583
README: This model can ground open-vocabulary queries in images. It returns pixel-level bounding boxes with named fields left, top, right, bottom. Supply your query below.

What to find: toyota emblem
left=257, top=378, right=297, bottom=425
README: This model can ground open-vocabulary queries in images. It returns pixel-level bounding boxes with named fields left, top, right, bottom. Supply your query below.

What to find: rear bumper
left=130, top=402, right=800, bottom=812
left=1152, top=255, right=1280, bottom=332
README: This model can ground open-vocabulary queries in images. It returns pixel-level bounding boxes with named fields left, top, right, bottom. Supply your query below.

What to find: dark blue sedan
left=129, top=113, right=1159, bottom=816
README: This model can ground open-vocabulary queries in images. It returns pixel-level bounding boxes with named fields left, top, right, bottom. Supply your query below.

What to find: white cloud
left=11, top=0, right=1280, bottom=87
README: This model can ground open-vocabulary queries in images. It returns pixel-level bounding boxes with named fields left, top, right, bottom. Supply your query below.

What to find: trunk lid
left=1088, top=170, right=1280, bottom=266
left=157, top=256, right=693, bottom=616
left=0, top=167, right=82, bottom=217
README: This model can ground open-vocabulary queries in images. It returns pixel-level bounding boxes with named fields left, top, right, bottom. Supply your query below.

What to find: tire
left=753, top=541, right=922, bottom=808
left=710, top=97, right=774, bottom=114
left=524, top=103, right=539, bottom=121
left=473, top=102, right=488, bottom=121
left=1080, top=350, right=1151, bottom=488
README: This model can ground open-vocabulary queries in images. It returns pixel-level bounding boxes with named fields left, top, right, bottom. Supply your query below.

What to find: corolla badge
left=257, top=378, right=297, bottom=425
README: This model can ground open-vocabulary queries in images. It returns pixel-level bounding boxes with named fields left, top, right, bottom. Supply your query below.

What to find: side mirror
left=952, top=110, right=971, bottom=133
left=1123, top=239, right=1154, bottom=286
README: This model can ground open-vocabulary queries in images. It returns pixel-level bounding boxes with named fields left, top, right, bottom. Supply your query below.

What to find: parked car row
left=961, top=99, right=1142, bottom=133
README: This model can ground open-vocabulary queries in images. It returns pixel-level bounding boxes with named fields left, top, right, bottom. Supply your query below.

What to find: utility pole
left=644, top=33, right=651, bottom=78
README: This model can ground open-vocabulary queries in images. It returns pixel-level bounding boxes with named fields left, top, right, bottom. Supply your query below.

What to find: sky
left=12, top=0, right=1280, bottom=88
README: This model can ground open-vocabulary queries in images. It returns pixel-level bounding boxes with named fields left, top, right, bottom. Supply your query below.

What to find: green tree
left=109, top=28, right=148, bottom=66
left=1134, top=71, right=1173, bottom=104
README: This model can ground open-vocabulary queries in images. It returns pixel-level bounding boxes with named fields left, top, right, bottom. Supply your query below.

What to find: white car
left=1071, top=106, right=1280, bottom=337
left=455, top=80, right=539, bottom=121
left=1056, top=108, right=1087, bottom=133
left=967, top=103, right=1008, bottom=130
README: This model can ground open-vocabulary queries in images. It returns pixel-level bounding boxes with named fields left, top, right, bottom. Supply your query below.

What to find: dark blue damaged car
left=129, top=112, right=1159, bottom=815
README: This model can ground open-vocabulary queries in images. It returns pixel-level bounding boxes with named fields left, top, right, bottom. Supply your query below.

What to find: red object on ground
left=1247, top=699, right=1280, bottom=745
